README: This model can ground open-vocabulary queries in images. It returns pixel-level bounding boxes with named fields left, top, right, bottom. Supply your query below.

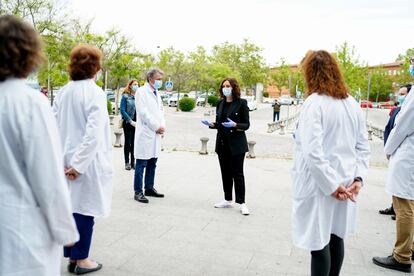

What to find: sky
left=70, top=0, right=414, bottom=66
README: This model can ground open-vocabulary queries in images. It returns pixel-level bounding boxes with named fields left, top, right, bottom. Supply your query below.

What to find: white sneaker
left=241, top=203, right=250, bottom=215
left=214, top=200, right=232, bottom=208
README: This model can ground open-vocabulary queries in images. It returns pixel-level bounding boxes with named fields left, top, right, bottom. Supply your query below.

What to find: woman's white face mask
left=223, top=87, right=232, bottom=97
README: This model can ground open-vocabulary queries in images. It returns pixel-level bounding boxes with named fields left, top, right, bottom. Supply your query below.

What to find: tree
left=269, top=59, right=291, bottom=97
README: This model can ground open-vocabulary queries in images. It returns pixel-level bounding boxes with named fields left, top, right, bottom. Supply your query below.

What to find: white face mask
left=223, top=87, right=232, bottom=97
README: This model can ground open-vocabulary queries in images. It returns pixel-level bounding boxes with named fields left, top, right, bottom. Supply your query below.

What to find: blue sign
left=165, top=80, right=173, bottom=91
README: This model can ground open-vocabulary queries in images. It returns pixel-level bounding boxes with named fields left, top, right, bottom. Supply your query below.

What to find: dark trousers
left=311, top=234, right=344, bottom=276
left=134, top=158, right=157, bottom=193
left=273, top=111, right=280, bottom=122
left=123, top=122, right=135, bottom=165
left=217, top=145, right=246, bottom=204
left=64, top=213, right=95, bottom=260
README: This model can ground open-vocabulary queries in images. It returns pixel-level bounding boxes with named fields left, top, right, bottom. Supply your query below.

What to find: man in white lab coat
left=0, top=15, right=79, bottom=276
left=53, top=45, right=113, bottom=274
left=373, top=60, right=414, bottom=273
left=133, top=68, right=166, bottom=203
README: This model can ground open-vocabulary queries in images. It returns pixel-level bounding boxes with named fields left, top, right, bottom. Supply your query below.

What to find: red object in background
left=379, top=101, right=394, bottom=109
left=360, top=100, right=373, bottom=108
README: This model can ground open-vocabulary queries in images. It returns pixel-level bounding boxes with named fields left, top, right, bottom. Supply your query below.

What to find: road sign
left=165, top=80, right=173, bottom=91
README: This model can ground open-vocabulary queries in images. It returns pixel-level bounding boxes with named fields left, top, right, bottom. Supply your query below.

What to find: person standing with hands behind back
left=201, top=77, right=251, bottom=216
left=292, top=50, right=370, bottom=276
left=120, top=80, right=138, bottom=170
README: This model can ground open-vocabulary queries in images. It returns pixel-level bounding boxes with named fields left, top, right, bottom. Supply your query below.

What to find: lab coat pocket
left=291, top=168, right=318, bottom=199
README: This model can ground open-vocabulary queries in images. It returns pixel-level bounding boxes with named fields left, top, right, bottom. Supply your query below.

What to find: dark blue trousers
left=64, top=213, right=95, bottom=260
left=133, top=158, right=157, bottom=193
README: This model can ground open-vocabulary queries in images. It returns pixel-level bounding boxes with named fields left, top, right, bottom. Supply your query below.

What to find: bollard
left=199, top=137, right=209, bottom=155
left=267, top=123, right=275, bottom=133
left=247, top=140, right=256, bottom=159
left=279, top=122, right=286, bottom=135
left=379, top=130, right=384, bottom=140
left=109, top=115, right=115, bottom=125
left=113, top=130, right=123, bottom=147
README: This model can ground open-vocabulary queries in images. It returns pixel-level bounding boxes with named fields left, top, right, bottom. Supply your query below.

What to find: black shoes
left=391, top=215, right=396, bottom=220
left=125, top=163, right=131, bottom=170
left=379, top=206, right=395, bottom=215
left=134, top=192, right=149, bottom=203
left=145, top=188, right=164, bottom=198
left=68, top=261, right=103, bottom=275
left=74, top=263, right=103, bottom=275
left=373, top=255, right=412, bottom=273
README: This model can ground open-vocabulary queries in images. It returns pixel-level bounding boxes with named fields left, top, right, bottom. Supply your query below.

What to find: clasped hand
left=331, top=181, right=362, bottom=203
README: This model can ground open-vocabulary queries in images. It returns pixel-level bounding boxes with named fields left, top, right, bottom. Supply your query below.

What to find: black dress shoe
left=134, top=192, right=149, bottom=203
left=379, top=206, right=395, bottom=215
left=74, top=263, right=103, bottom=275
left=373, top=255, right=411, bottom=273
left=145, top=188, right=164, bottom=198
left=68, top=262, right=76, bottom=273
left=391, top=215, right=396, bottom=220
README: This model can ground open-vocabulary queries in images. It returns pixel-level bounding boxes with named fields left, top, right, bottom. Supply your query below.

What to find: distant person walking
left=201, top=77, right=251, bottom=216
left=272, top=100, right=281, bottom=121
left=120, top=80, right=138, bottom=170
left=0, top=15, right=78, bottom=276
left=292, top=50, right=370, bottom=276
left=53, top=44, right=113, bottom=275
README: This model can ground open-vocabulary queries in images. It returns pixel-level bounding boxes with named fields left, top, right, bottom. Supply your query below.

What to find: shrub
left=107, top=100, right=112, bottom=115
left=208, top=95, right=219, bottom=107
left=179, top=97, right=195, bottom=111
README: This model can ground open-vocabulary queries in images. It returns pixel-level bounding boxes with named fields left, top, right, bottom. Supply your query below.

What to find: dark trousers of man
left=64, top=213, right=95, bottom=260
left=134, top=158, right=157, bottom=193
left=217, top=144, right=246, bottom=204
left=310, top=234, right=344, bottom=276
left=273, top=111, right=280, bottom=122
left=123, top=122, right=135, bottom=166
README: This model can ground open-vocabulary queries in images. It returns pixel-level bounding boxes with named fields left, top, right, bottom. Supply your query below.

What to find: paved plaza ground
left=62, top=104, right=402, bottom=275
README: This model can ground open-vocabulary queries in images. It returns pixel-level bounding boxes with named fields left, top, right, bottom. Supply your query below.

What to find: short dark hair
left=69, top=44, right=102, bottom=81
left=219, top=77, right=241, bottom=99
left=0, top=15, right=44, bottom=81
left=402, top=84, right=412, bottom=93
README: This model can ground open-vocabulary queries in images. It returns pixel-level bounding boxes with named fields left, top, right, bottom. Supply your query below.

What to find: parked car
left=196, top=97, right=206, bottom=106
left=360, top=100, right=373, bottom=108
left=278, top=95, right=294, bottom=105
left=379, top=101, right=394, bottom=109
left=168, top=94, right=179, bottom=107
left=242, top=96, right=257, bottom=111
left=372, top=102, right=380, bottom=108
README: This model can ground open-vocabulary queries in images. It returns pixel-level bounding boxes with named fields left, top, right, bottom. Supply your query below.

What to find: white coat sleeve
left=299, top=102, right=342, bottom=196
left=136, top=90, right=161, bottom=131
left=355, top=108, right=370, bottom=179
left=70, top=91, right=105, bottom=174
left=384, top=95, right=414, bottom=155
left=25, top=97, right=79, bottom=245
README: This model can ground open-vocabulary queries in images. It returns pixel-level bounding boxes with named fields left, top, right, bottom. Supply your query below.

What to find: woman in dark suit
left=201, top=77, right=250, bottom=215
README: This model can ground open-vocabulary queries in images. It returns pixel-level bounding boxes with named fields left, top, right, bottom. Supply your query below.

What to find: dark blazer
left=384, top=106, right=401, bottom=145
left=210, top=98, right=250, bottom=155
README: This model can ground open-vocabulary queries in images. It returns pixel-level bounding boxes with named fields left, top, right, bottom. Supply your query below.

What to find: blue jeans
left=63, top=213, right=94, bottom=260
left=134, top=158, right=157, bottom=193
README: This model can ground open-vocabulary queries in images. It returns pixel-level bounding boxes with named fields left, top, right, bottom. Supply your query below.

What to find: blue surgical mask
left=409, top=65, right=414, bottom=77
left=131, top=85, right=138, bottom=92
left=222, top=87, right=232, bottom=97
left=153, top=80, right=163, bottom=90
left=398, top=95, right=406, bottom=105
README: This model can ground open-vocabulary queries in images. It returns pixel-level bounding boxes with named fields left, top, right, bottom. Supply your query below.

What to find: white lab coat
left=385, top=88, right=414, bottom=200
left=291, top=93, right=370, bottom=251
left=53, top=79, right=113, bottom=217
left=134, top=83, right=166, bottom=160
left=0, top=79, right=79, bottom=276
